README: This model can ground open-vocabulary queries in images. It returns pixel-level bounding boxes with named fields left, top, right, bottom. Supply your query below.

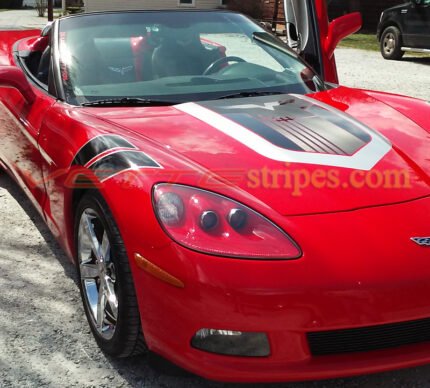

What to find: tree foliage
left=35, top=0, right=46, bottom=17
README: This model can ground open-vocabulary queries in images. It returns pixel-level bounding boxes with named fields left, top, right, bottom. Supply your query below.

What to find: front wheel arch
left=378, top=20, right=402, bottom=41
left=74, top=190, right=147, bottom=357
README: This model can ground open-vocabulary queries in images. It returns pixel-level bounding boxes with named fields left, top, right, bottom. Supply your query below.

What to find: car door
left=284, top=0, right=324, bottom=78
left=425, top=1, right=430, bottom=48
left=403, top=0, right=430, bottom=48
left=283, top=0, right=362, bottom=84
left=0, top=31, right=56, bottom=213
left=402, top=0, right=430, bottom=48
left=425, top=2, right=430, bottom=48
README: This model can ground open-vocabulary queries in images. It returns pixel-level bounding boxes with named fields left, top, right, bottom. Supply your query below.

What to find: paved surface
left=0, top=9, right=49, bottom=30
left=335, top=47, right=430, bottom=100
left=1, top=15, right=430, bottom=386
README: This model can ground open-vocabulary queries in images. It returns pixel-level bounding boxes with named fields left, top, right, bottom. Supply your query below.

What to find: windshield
left=58, top=11, right=324, bottom=105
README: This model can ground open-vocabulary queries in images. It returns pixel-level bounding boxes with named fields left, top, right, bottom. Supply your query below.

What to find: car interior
left=18, top=13, right=321, bottom=104
left=24, top=24, right=226, bottom=90
left=24, top=33, right=52, bottom=86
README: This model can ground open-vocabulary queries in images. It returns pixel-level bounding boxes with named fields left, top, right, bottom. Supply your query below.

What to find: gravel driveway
left=0, top=9, right=48, bottom=30
left=335, top=48, right=430, bottom=100
left=1, top=49, right=430, bottom=387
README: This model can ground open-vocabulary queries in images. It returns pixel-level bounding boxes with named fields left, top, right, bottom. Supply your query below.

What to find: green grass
left=339, top=33, right=379, bottom=51
left=338, top=33, right=430, bottom=57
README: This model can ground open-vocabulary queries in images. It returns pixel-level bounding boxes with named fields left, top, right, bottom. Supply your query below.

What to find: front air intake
left=308, top=316, right=430, bottom=356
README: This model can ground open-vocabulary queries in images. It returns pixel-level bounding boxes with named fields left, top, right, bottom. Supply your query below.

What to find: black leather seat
left=152, top=37, right=219, bottom=79
left=70, top=39, right=104, bottom=86
left=36, top=46, right=51, bottom=85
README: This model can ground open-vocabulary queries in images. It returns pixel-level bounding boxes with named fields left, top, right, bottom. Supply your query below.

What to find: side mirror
left=0, top=66, right=36, bottom=104
left=324, top=12, right=362, bottom=60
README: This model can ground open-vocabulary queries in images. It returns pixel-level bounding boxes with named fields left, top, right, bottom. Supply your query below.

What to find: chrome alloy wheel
left=383, top=32, right=396, bottom=56
left=78, top=208, right=118, bottom=340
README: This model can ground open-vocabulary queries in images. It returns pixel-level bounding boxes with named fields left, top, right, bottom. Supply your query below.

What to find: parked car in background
left=377, top=0, right=430, bottom=60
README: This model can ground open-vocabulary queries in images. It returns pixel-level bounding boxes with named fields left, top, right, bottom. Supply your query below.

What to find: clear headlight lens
left=153, top=184, right=301, bottom=259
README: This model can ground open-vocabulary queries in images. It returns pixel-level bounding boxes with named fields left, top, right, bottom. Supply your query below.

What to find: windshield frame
left=54, top=9, right=326, bottom=107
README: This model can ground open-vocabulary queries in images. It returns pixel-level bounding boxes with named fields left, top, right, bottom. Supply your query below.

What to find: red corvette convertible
left=1, top=1, right=430, bottom=383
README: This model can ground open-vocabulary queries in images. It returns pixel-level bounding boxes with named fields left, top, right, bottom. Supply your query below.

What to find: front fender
left=365, top=91, right=430, bottom=134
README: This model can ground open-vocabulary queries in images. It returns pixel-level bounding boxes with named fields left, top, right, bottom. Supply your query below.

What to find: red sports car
left=1, top=1, right=430, bottom=383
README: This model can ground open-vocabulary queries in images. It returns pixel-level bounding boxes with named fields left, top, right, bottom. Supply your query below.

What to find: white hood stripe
left=176, top=98, right=392, bottom=171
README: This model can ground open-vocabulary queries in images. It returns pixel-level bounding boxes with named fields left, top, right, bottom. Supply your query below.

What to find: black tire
left=380, top=26, right=404, bottom=60
left=74, top=191, right=146, bottom=358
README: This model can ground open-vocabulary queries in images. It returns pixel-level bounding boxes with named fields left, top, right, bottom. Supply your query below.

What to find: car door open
left=284, top=0, right=362, bottom=84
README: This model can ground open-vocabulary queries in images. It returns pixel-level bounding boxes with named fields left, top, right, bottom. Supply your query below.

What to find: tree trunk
left=47, top=0, right=53, bottom=21
left=272, top=0, right=279, bottom=31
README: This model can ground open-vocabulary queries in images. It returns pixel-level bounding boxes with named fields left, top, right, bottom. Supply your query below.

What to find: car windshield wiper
left=81, top=97, right=177, bottom=107
left=217, top=91, right=287, bottom=100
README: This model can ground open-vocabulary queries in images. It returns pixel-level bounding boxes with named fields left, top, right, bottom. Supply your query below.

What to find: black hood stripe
left=196, top=94, right=370, bottom=156
left=270, top=119, right=346, bottom=155
left=175, top=95, right=392, bottom=171
left=72, top=134, right=136, bottom=166
left=287, top=120, right=348, bottom=155
left=88, top=150, right=161, bottom=181
left=226, top=113, right=302, bottom=151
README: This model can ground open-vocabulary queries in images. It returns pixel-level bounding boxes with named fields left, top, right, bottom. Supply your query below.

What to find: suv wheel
left=380, top=26, right=404, bottom=60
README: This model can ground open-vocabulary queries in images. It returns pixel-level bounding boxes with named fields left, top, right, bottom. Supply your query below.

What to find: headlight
left=152, top=184, right=301, bottom=259
left=380, top=12, right=384, bottom=22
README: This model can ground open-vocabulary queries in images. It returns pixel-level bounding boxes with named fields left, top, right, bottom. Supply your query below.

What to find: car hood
left=88, top=86, right=430, bottom=216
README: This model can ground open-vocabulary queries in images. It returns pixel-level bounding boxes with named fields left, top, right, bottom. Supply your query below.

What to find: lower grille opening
left=307, top=316, right=430, bottom=356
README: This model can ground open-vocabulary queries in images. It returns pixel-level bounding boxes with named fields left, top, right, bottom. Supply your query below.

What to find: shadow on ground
left=2, top=171, right=430, bottom=387
left=403, top=56, right=430, bottom=65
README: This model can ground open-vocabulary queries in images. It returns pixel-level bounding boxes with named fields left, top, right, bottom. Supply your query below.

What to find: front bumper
left=133, top=196, right=430, bottom=383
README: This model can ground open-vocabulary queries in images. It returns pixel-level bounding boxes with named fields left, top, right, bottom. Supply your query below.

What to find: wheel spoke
left=78, top=206, right=119, bottom=340
left=80, top=263, right=99, bottom=279
left=96, top=280, right=106, bottom=329
left=101, top=231, right=111, bottom=262
left=84, top=279, right=99, bottom=319
left=82, top=212, right=103, bottom=261
left=78, top=217, right=93, bottom=262
left=104, top=276, right=118, bottom=320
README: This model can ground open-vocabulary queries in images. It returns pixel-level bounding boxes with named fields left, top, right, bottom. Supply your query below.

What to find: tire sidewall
left=74, top=192, right=137, bottom=356
left=380, top=26, right=404, bottom=60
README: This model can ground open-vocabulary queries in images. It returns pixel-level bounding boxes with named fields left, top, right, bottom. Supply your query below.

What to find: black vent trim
left=307, top=317, right=430, bottom=356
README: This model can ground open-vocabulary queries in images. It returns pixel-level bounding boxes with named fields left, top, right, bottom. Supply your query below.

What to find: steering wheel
left=203, top=56, right=246, bottom=76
